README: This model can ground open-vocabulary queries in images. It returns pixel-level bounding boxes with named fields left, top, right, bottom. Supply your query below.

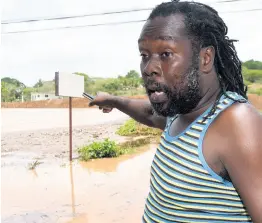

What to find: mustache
left=143, top=80, right=169, bottom=93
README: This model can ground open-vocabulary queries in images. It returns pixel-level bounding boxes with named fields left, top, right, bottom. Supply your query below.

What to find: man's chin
left=150, top=101, right=175, bottom=117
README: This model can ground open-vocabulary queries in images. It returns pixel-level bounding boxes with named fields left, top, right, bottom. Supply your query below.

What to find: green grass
left=117, top=137, right=153, bottom=154
left=78, top=118, right=163, bottom=161
left=28, top=160, right=42, bottom=170
left=112, top=88, right=146, bottom=96
left=116, top=119, right=162, bottom=136
left=77, top=137, right=153, bottom=161
left=78, top=139, right=119, bottom=161
left=248, top=87, right=262, bottom=96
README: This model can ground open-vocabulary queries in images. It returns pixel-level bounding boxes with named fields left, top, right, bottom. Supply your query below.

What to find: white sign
left=55, top=72, right=84, bottom=97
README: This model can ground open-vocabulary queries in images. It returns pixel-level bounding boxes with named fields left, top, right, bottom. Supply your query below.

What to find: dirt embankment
left=248, top=94, right=262, bottom=110
left=1, top=94, right=262, bottom=110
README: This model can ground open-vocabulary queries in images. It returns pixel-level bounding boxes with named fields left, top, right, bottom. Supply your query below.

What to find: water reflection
left=1, top=144, right=156, bottom=223
left=70, top=163, right=76, bottom=216
left=30, top=169, right=38, bottom=178
left=65, top=214, right=89, bottom=223
left=79, top=144, right=151, bottom=173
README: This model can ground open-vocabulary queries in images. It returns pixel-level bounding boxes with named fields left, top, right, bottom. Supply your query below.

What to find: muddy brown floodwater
left=1, top=108, right=158, bottom=222
left=2, top=144, right=157, bottom=223
left=1, top=139, right=156, bottom=223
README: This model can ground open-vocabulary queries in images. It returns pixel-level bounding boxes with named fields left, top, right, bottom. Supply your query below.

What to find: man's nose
left=142, top=56, right=162, bottom=77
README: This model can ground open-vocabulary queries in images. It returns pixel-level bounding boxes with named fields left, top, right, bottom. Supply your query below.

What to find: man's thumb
left=88, top=101, right=95, bottom=107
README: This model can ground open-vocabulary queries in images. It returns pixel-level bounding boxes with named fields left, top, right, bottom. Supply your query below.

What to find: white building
left=31, top=92, right=60, bottom=101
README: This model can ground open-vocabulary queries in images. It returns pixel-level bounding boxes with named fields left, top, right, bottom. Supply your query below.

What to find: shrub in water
left=77, top=137, right=156, bottom=161
left=78, top=138, right=120, bottom=161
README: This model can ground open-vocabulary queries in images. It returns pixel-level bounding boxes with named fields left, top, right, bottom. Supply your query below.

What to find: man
left=89, top=0, right=262, bottom=222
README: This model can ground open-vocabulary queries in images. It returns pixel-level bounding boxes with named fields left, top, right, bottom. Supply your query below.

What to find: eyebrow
left=138, top=35, right=179, bottom=43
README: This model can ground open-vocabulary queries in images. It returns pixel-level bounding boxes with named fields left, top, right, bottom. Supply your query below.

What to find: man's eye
left=161, top=52, right=172, bottom=58
left=140, top=53, right=148, bottom=61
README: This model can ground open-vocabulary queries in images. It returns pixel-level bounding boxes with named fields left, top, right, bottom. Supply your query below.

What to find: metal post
left=69, top=97, right=73, bottom=161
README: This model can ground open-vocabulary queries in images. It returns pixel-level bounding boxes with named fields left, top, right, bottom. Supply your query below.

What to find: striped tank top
left=142, top=91, right=252, bottom=223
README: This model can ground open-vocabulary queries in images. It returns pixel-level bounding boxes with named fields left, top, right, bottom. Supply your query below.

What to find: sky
left=1, top=0, right=262, bottom=86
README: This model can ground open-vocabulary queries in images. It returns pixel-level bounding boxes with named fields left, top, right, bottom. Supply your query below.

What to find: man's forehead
left=138, top=14, right=186, bottom=43
left=138, top=35, right=181, bottom=43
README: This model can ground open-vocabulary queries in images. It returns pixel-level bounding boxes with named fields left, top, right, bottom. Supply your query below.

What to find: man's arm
left=221, top=103, right=262, bottom=222
left=89, top=93, right=167, bottom=130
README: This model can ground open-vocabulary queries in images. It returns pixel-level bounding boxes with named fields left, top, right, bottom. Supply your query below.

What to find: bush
left=243, top=60, right=262, bottom=70
left=77, top=137, right=154, bottom=161
left=243, top=68, right=262, bottom=84
left=78, top=139, right=120, bottom=161
left=116, top=119, right=162, bottom=136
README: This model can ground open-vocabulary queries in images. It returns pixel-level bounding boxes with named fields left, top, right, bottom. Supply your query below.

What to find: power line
left=2, top=8, right=261, bottom=35
left=217, top=0, right=251, bottom=2
left=223, top=8, right=262, bottom=13
left=1, top=19, right=147, bottom=34
left=1, top=0, right=256, bottom=25
left=1, top=8, right=152, bottom=25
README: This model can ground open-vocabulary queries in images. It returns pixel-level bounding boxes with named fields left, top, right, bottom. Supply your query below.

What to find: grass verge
left=116, top=119, right=162, bottom=136
left=78, top=119, right=162, bottom=161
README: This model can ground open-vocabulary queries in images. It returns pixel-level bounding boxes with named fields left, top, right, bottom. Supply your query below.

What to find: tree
left=242, top=63, right=262, bottom=85
left=126, top=70, right=140, bottom=79
left=1, top=77, right=26, bottom=88
left=1, top=79, right=26, bottom=102
left=1, top=81, right=9, bottom=102
left=102, top=79, right=122, bottom=92
left=120, top=70, right=143, bottom=89
left=23, top=87, right=36, bottom=101
left=242, top=60, right=262, bottom=70
left=34, top=79, right=43, bottom=88
left=244, top=69, right=262, bottom=84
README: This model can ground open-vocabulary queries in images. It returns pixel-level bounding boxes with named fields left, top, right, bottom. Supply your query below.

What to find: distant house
left=30, top=92, right=60, bottom=101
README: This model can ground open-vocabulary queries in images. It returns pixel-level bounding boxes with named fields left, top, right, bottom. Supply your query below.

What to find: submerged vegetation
left=78, top=118, right=162, bottom=161
left=77, top=137, right=153, bottom=161
left=28, top=160, right=42, bottom=170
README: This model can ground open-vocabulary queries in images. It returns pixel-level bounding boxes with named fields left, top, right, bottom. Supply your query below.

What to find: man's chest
left=167, top=116, right=229, bottom=181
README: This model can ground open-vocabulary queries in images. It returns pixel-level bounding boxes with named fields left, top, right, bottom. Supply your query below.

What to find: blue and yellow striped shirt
left=142, top=91, right=252, bottom=223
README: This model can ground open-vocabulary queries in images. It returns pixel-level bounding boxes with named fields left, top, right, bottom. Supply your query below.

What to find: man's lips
left=148, top=89, right=168, bottom=103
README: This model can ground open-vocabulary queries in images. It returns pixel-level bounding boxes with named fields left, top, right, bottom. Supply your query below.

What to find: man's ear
left=199, top=46, right=215, bottom=74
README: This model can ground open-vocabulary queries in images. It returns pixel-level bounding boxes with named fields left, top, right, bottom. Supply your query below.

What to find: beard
left=144, top=59, right=202, bottom=117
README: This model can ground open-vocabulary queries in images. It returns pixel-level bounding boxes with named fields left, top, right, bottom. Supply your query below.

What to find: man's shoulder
left=214, top=91, right=261, bottom=130
left=215, top=100, right=262, bottom=154
left=219, top=101, right=261, bottom=130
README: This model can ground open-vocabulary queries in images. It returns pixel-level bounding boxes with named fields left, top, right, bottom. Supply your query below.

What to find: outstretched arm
left=89, top=93, right=167, bottom=130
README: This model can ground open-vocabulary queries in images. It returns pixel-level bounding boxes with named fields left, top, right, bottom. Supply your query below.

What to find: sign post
left=69, top=97, right=73, bottom=161
left=55, top=71, right=84, bottom=161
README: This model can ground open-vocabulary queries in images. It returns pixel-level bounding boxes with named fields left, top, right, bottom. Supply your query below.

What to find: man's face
left=138, top=14, right=202, bottom=117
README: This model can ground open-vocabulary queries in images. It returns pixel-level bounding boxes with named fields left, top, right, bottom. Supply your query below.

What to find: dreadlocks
left=148, top=0, right=248, bottom=118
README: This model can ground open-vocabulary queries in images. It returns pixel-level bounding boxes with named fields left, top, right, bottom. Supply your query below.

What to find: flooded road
left=1, top=108, right=157, bottom=222
left=1, top=145, right=156, bottom=223
left=1, top=108, right=129, bottom=133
